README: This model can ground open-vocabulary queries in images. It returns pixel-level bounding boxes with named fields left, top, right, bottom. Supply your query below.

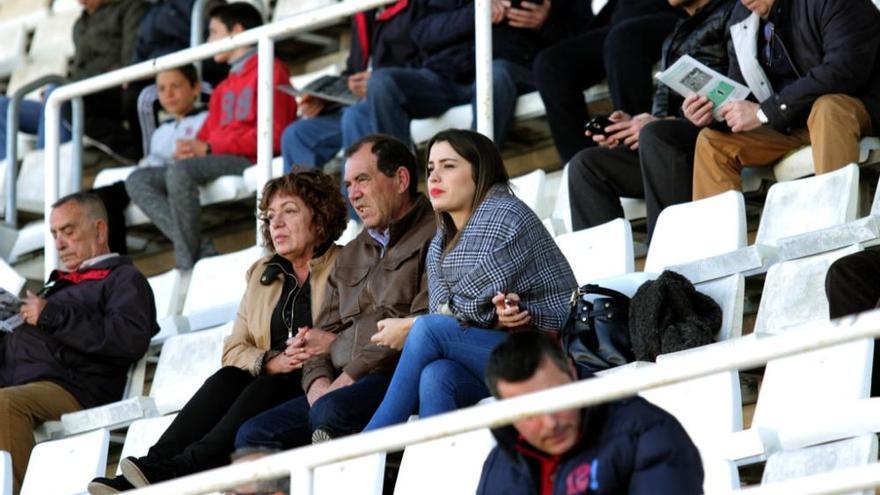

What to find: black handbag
left=561, top=284, right=634, bottom=373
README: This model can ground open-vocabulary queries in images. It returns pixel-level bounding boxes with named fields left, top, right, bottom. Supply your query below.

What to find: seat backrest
left=0, top=450, right=11, bottom=495
left=116, top=415, right=178, bottom=475
left=550, top=163, right=573, bottom=235
left=645, top=190, right=746, bottom=273
left=394, top=428, right=496, bottom=495
left=510, top=169, right=546, bottom=216
left=148, top=269, right=184, bottom=320
left=182, top=246, right=262, bottom=331
left=762, top=433, right=877, bottom=495
left=15, top=144, right=75, bottom=214
left=6, top=56, right=68, bottom=97
left=753, top=338, right=873, bottom=436
left=149, top=322, right=233, bottom=415
left=314, top=453, right=386, bottom=495
left=28, top=12, right=78, bottom=60
left=0, top=258, right=25, bottom=297
left=0, top=23, right=27, bottom=78
left=694, top=274, right=745, bottom=341
left=754, top=245, right=860, bottom=335
left=554, top=218, right=634, bottom=285
left=20, top=428, right=109, bottom=495
left=756, top=164, right=859, bottom=246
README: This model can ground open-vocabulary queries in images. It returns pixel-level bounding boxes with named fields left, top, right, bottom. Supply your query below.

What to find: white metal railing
left=41, top=0, right=494, bottom=278
left=118, top=310, right=880, bottom=495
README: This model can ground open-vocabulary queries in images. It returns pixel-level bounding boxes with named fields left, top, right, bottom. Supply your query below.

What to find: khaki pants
left=693, top=94, right=874, bottom=200
left=0, top=381, right=81, bottom=494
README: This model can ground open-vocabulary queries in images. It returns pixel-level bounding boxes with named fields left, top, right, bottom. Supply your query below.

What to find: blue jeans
left=363, top=60, right=533, bottom=147
left=0, top=85, right=71, bottom=161
left=235, top=372, right=392, bottom=450
left=363, top=314, right=507, bottom=431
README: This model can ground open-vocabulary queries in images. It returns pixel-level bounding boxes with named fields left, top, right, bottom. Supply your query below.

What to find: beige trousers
left=693, top=94, right=873, bottom=200
left=0, top=381, right=81, bottom=494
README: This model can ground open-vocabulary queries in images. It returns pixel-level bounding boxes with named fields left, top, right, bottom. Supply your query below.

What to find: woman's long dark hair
left=425, top=129, right=510, bottom=251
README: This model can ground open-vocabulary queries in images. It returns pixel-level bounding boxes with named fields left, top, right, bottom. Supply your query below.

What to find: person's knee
left=206, top=366, right=251, bottom=388
left=807, top=94, right=854, bottom=127
left=366, top=69, right=397, bottom=102
left=234, top=417, right=268, bottom=449
left=418, top=361, right=457, bottom=402
left=569, top=148, right=606, bottom=183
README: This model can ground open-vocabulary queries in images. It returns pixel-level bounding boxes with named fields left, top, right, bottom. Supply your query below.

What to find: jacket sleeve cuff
left=256, top=350, right=280, bottom=376
left=302, top=356, right=334, bottom=391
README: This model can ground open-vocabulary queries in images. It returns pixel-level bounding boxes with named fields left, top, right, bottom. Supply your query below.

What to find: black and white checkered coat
left=427, top=184, right=576, bottom=330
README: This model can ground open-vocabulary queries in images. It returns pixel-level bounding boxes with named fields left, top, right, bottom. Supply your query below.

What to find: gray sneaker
left=311, top=428, right=333, bottom=444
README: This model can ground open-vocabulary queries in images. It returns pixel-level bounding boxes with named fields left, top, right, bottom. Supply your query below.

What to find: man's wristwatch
left=756, top=108, right=769, bottom=125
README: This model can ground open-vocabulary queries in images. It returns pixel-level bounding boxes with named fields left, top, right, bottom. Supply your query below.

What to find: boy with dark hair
left=478, top=331, right=704, bottom=495
left=125, top=1, right=297, bottom=269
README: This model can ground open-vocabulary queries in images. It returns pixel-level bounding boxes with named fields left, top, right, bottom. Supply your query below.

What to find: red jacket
left=197, top=53, right=297, bottom=162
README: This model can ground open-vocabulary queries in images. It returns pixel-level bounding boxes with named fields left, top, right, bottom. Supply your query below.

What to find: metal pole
left=125, top=310, right=880, bottom=495
left=43, top=98, right=62, bottom=278
left=190, top=0, right=208, bottom=76
left=70, top=97, right=84, bottom=190
left=256, top=36, right=274, bottom=246
left=474, top=0, right=494, bottom=140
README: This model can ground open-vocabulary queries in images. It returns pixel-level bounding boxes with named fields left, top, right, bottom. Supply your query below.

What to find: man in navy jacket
left=477, top=331, right=703, bottom=495
left=0, top=192, right=157, bottom=493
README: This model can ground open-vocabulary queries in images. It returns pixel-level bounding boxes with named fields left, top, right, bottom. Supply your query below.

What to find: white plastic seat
left=0, top=0, right=50, bottom=30
left=0, top=258, right=25, bottom=296
left=394, top=427, right=496, bottom=495
left=0, top=23, right=27, bottom=79
left=509, top=169, right=546, bottom=215
left=314, top=453, right=385, bottom=495
left=671, top=165, right=860, bottom=283
left=6, top=56, right=69, bottom=98
left=640, top=367, right=743, bottom=493
left=554, top=218, right=634, bottom=285
left=4, top=221, right=45, bottom=264
left=20, top=428, right=109, bottom=495
left=51, top=0, right=83, bottom=14
left=182, top=246, right=262, bottom=331
left=541, top=168, right=563, bottom=221
left=762, top=137, right=880, bottom=183
left=646, top=190, right=746, bottom=273
left=28, top=12, right=79, bottom=60
left=0, top=451, right=10, bottom=495
left=242, top=156, right=285, bottom=194
left=753, top=245, right=861, bottom=336
left=115, top=414, right=178, bottom=475
left=723, top=337, right=873, bottom=465
left=148, top=269, right=189, bottom=345
left=272, top=0, right=338, bottom=21
left=761, top=434, right=877, bottom=495
left=548, top=163, right=644, bottom=237
left=335, top=219, right=363, bottom=246
left=694, top=274, right=744, bottom=341
left=15, top=144, right=75, bottom=214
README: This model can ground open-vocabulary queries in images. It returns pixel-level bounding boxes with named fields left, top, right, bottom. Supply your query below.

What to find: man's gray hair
left=52, top=192, right=108, bottom=223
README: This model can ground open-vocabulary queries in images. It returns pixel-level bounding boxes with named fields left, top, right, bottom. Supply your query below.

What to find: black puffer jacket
left=727, top=0, right=880, bottom=132
left=0, top=256, right=157, bottom=409
left=652, top=0, right=734, bottom=118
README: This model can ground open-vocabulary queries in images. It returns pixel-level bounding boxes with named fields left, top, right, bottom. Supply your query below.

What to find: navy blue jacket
left=727, top=0, right=880, bottom=132
left=0, top=256, right=158, bottom=409
left=134, top=0, right=194, bottom=63
left=345, top=2, right=424, bottom=75
left=476, top=397, right=704, bottom=495
left=411, top=0, right=591, bottom=83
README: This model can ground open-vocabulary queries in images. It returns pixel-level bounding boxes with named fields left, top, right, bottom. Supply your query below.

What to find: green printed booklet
left=655, top=55, right=751, bottom=121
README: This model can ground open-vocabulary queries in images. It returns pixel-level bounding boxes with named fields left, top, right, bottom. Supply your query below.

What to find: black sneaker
left=87, top=476, right=135, bottom=494
left=119, top=456, right=174, bottom=488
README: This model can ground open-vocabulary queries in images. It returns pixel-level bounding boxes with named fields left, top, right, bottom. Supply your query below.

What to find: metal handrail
left=2, top=75, right=82, bottom=227
left=120, top=310, right=880, bottom=495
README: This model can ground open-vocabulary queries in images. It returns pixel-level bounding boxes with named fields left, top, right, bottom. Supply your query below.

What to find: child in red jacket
left=126, top=2, right=297, bottom=269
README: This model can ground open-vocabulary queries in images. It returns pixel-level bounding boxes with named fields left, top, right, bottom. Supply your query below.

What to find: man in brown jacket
left=234, top=134, right=436, bottom=448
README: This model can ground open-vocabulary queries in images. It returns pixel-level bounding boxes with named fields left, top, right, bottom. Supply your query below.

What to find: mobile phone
left=584, top=115, right=613, bottom=137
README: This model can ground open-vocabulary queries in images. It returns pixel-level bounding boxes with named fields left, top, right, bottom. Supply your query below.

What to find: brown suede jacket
left=302, top=195, right=436, bottom=390
left=222, top=245, right=340, bottom=376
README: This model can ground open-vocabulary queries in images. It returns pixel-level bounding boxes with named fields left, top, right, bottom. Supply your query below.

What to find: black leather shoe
left=87, top=476, right=135, bottom=494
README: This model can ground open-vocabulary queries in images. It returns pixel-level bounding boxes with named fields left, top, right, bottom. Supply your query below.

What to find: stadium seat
left=752, top=137, right=880, bottom=183
left=671, top=164, right=860, bottom=283
left=148, top=268, right=190, bottom=346
left=393, top=427, right=496, bottom=495
left=20, top=428, right=109, bottom=495
left=645, top=190, right=746, bottom=273
left=15, top=143, right=76, bottom=214
left=554, top=218, right=634, bottom=285
left=0, top=451, right=10, bottom=495
left=694, top=273, right=744, bottom=342
left=723, top=337, right=873, bottom=465
left=2, top=220, right=44, bottom=264
left=0, top=0, right=50, bottom=30
left=761, top=434, right=877, bottom=495
left=0, top=23, right=27, bottom=79
left=314, top=453, right=385, bottom=495
left=28, top=11, right=78, bottom=61
left=753, top=245, right=861, bottom=336
left=640, top=368, right=743, bottom=493
left=0, top=258, right=25, bottom=296
left=51, top=0, right=82, bottom=15
left=242, top=156, right=285, bottom=194
left=6, top=54, right=68, bottom=98
left=541, top=168, right=563, bottom=221
left=335, top=219, right=362, bottom=246
left=182, top=246, right=262, bottom=331
left=509, top=169, right=546, bottom=215
left=115, top=414, right=178, bottom=475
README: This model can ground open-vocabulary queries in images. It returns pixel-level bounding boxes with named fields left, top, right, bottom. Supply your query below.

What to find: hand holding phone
left=584, top=115, right=613, bottom=137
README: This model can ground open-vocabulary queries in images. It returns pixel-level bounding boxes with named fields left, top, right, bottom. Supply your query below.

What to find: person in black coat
left=0, top=192, right=157, bottom=494
left=477, top=331, right=703, bottom=495
left=567, top=0, right=734, bottom=238
left=687, top=0, right=880, bottom=199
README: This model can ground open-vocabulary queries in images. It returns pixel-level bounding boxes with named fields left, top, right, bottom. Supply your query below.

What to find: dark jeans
left=144, top=366, right=304, bottom=477
left=534, top=12, right=678, bottom=163
left=568, top=118, right=699, bottom=238
left=235, top=372, right=392, bottom=450
left=825, top=249, right=880, bottom=396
